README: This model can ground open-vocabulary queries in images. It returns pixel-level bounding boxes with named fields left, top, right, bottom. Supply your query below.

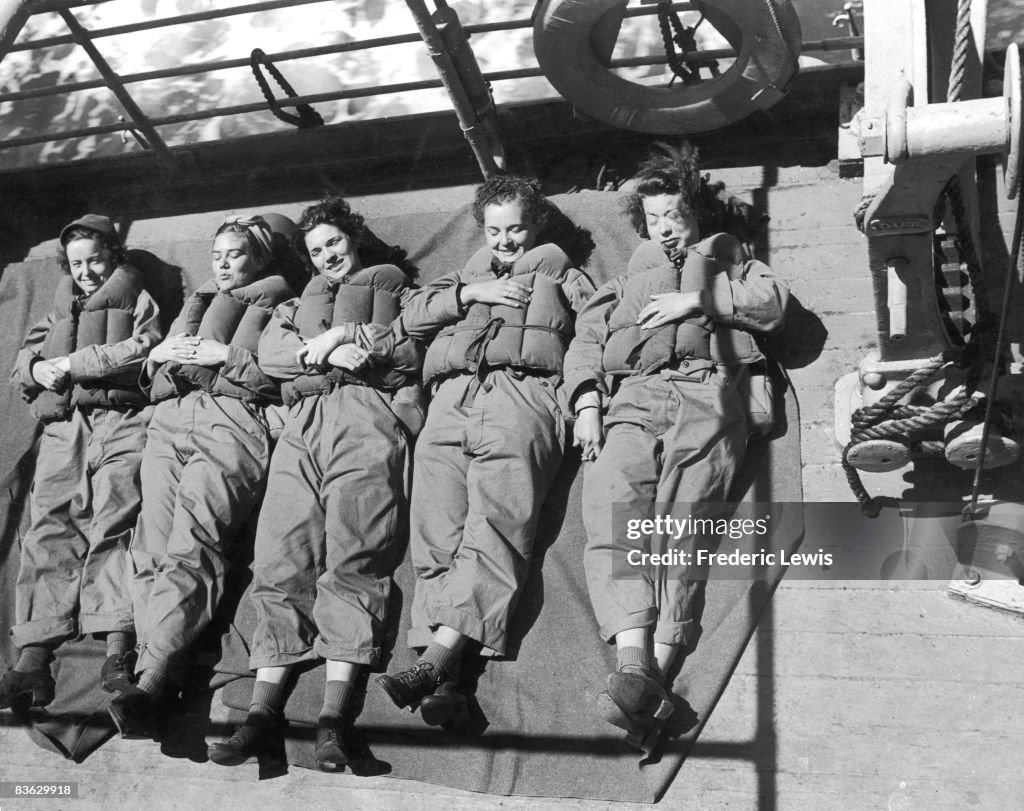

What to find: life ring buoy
left=533, top=0, right=802, bottom=134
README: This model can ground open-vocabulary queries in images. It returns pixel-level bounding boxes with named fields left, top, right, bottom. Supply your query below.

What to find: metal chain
left=937, top=1, right=995, bottom=332
left=968, top=156, right=1024, bottom=513
left=943, top=176, right=993, bottom=327
left=250, top=48, right=325, bottom=130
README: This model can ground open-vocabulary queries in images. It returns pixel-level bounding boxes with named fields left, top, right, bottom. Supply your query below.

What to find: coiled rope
left=843, top=354, right=977, bottom=516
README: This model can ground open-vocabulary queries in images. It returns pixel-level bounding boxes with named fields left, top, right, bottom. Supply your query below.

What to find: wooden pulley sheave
left=532, top=0, right=802, bottom=134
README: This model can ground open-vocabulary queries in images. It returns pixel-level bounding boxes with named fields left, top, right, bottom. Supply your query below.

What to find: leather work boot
left=597, top=665, right=674, bottom=736
left=419, top=680, right=470, bottom=728
left=108, top=687, right=158, bottom=739
left=314, top=717, right=350, bottom=772
left=376, top=661, right=446, bottom=710
left=0, top=668, right=55, bottom=709
left=100, top=650, right=138, bottom=694
left=207, top=716, right=280, bottom=766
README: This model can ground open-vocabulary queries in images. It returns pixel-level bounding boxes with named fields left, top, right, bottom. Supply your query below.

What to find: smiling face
left=66, top=237, right=115, bottom=296
left=210, top=231, right=265, bottom=292
left=304, top=223, right=362, bottom=281
left=483, top=199, right=539, bottom=265
left=642, top=193, right=700, bottom=257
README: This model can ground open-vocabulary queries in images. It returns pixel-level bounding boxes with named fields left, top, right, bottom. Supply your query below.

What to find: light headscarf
left=218, top=214, right=274, bottom=262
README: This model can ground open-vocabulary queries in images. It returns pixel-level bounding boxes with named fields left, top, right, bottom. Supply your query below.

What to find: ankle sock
left=105, top=631, right=133, bottom=659
left=616, top=646, right=654, bottom=675
left=15, top=645, right=52, bottom=674
left=319, top=680, right=354, bottom=721
left=420, top=641, right=459, bottom=679
left=247, top=679, right=285, bottom=720
left=137, top=666, right=168, bottom=696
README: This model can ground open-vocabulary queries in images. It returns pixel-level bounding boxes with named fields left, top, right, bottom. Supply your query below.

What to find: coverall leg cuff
left=10, top=616, right=77, bottom=649
left=79, top=611, right=134, bottom=637
left=248, top=648, right=319, bottom=671
left=406, top=625, right=503, bottom=659
left=653, top=619, right=693, bottom=648
left=313, top=639, right=380, bottom=667
left=430, top=606, right=507, bottom=656
left=405, top=626, right=433, bottom=653
left=598, top=608, right=659, bottom=644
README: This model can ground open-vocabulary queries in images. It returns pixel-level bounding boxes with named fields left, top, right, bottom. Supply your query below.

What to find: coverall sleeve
left=399, top=271, right=465, bottom=342
left=257, top=299, right=308, bottom=381
left=140, top=304, right=195, bottom=388
left=562, top=267, right=598, bottom=314
left=704, top=260, right=789, bottom=334
left=11, top=312, right=59, bottom=396
left=352, top=320, right=423, bottom=376
left=219, top=344, right=281, bottom=399
left=563, top=275, right=627, bottom=407
left=67, top=290, right=162, bottom=382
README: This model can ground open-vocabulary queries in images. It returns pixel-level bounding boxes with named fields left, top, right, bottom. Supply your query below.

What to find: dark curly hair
left=623, top=141, right=727, bottom=239
left=471, top=174, right=550, bottom=230
left=59, top=225, right=127, bottom=274
left=291, top=196, right=371, bottom=270
left=292, top=194, right=413, bottom=277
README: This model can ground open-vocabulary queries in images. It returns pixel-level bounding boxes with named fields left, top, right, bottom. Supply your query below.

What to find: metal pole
left=0, top=0, right=41, bottom=64
left=405, top=0, right=501, bottom=178
left=9, top=0, right=338, bottom=53
left=58, top=8, right=176, bottom=168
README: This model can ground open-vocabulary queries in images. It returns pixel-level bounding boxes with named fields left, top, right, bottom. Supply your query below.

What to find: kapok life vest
left=282, top=264, right=414, bottom=404
left=602, top=233, right=764, bottom=376
left=30, top=264, right=148, bottom=423
left=149, top=273, right=294, bottom=403
left=421, top=243, right=576, bottom=387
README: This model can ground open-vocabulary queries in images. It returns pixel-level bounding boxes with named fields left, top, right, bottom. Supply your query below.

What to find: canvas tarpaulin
left=0, top=190, right=806, bottom=802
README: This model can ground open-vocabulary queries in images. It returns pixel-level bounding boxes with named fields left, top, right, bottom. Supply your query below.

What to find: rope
left=842, top=354, right=978, bottom=516
left=249, top=48, right=324, bottom=130
left=853, top=191, right=876, bottom=233
left=947, top=0, right=972, bottom=103
left=656, top=2, right=714, bottom=85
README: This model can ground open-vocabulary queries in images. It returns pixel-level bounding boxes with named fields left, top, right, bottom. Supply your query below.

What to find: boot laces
left=320, top=721, right=341, bottom=745
left=396, top=661, right=438, bottom=687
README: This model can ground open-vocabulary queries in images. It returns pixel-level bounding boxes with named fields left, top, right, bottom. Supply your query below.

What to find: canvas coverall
left=248, top=278, right=421, bottom=669
left=563, top=239, right=788, bottom=648
left=400, top=247, right=595, bottom=656
left=10, top=275, right=160, bottom=648
left=131, top=275, right=293, bottom=679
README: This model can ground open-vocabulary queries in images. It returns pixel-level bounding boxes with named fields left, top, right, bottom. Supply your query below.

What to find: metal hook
left=118, top=115, right=152, bottom=150
left=832, top=3, right=863, bottom=60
